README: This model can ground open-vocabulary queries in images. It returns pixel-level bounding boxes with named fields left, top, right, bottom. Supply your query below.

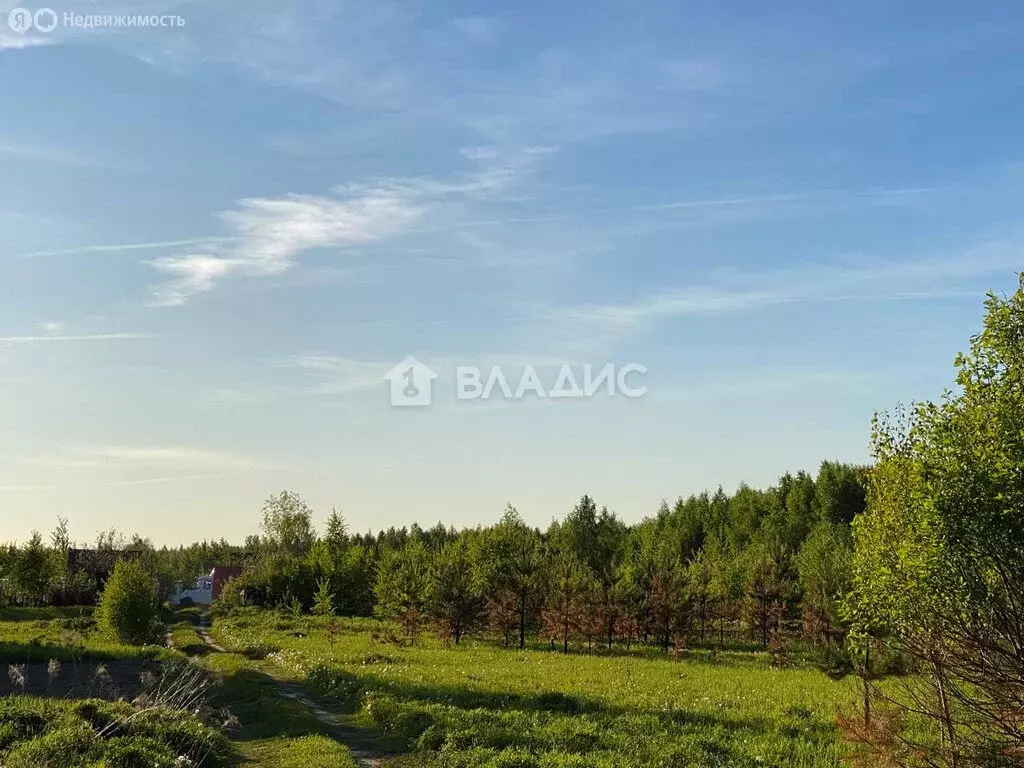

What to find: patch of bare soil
left=1, top=658, right=159, bottom=700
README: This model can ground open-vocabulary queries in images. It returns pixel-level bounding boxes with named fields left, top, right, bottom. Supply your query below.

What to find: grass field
left=210, top=610, right=861, bottom=768
left=0, top=607, right=362, bottom=768
left=0, top=606, right=167, bottom=666
left=0, top=606, right=865, bottom=767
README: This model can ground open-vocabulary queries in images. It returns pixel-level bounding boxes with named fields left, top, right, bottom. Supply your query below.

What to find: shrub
left=95, top=560, right=160, bottom=645
left=213, top=576, right=246, bottom=617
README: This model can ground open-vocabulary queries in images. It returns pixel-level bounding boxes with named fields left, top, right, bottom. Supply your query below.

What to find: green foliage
left=477, top=506, right=546, bottom=649
left=375, top=538, right=430, bottom=640
left=213, top=574, right=246, bottom=617
left=686, top=550, right=714, bottom=642
left=813, top=462, right=868, bottom=527
left=849, top=273, right=1024, bottom=764
left=95, top=559, right=160, bottom=645
left=313, top=578, right=335, bottom=617
left=540, top=549, right=592, bottom=652
left=324, top=509, right=349, bottom=550
left=741, top=537, right=792, bottom=648
left=0, top=696, right=230, bottom=767
left=261, top=490, right=317, bottom=557
left=795, top=522, right=851, bottom=635
left=428, top=535, right=485, bottom=643
left=11, top=532, right=55, bottom=605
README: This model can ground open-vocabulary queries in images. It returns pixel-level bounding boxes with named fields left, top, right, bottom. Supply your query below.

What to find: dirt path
left=192, top=613, right=398, bottom=768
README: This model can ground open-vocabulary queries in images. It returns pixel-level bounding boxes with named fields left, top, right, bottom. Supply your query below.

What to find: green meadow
left=0, top=607, right=362, bottom=768
left=209, top=609, right=859, bottom=768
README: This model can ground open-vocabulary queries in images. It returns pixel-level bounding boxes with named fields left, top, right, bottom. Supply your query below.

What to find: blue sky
left=1, top=0, right=1022, bottom=545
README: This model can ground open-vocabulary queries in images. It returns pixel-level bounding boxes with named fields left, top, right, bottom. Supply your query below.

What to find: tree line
left=1, top=460, right=868, bottom=655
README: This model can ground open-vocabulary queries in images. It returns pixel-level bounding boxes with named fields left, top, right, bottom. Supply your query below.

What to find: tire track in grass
left=192, top=611, right=401, bottom=768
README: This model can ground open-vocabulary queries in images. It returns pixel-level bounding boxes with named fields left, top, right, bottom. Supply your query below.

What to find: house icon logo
left=384, top=356, right=438, bottom=407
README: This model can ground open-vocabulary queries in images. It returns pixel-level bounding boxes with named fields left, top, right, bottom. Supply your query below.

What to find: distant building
left=171, top=565, right=243, bottom=606
left=210, top=565, right=243, bottom=600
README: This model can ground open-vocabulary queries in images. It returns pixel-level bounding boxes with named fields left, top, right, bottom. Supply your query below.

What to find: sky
left=1, top=1, right=1023, bottom=546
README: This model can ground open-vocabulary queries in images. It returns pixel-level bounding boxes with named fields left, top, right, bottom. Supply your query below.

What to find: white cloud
left=151, top=254, right=234, bottom=305
left=38, top=444, right=262, bottom=472
left=151, top=187, right=425, bottom=306
left=0, top=35, right=54, bottom=52
left=6, top=237, right=234, bottom=261
left=150, top=149, right=548, bottom=305
left=0, top=333, right=153, bottom=343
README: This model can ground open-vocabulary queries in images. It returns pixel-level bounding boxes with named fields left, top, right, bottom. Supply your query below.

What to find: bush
left=96, top=559, right=161, bottom=645
left=212, top=576, right=246, bottom=616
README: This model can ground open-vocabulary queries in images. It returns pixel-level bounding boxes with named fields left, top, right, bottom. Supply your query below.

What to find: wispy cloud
left=544, top=238, right=1024, bottom=350
left=0, top=474, right=230, bottom=492
left=0, top=35, right=54, bottom=52
left=5, top=237, right=235, bottom=261
left=150, top=149, right=547, bottom=305
left=78, top=444, right=253, bottom=467
left=150, top=188, right=425, bottom=306
left=30, top=444, right=263, bottom=472
left=553, top=288, right=788, bottom=339
left=633, top=186, right=943, bottom=213
left=0, top=333, right=153, bottom=343
left=92, top=473, right=228, bottom=486
left=204, top=354, right=395, bottom=405
left=288, top=354, right=390, bottom=396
